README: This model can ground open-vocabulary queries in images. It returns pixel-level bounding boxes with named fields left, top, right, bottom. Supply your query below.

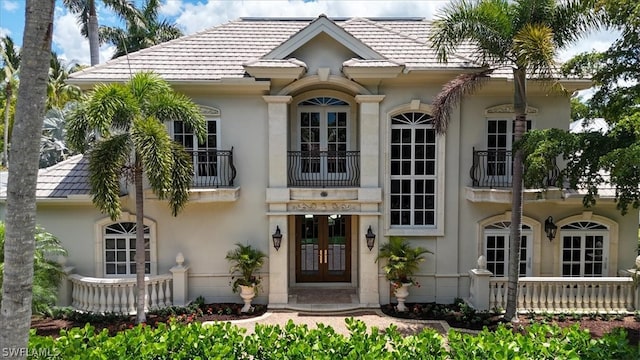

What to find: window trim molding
left=476, top=212, right=542, bottom=276
left=384, top=102, right=446, bottom=236
left=94, top=212, right=158, bottom=277
left=554, top=211, right=618, bottom=276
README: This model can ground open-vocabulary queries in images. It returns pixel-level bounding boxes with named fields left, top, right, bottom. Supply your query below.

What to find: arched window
left=104, top=222, right=151, bottom=276
left=390, top=112, right=437, bottom=227
left=560, top=221, right=608, bottom=277
left=484, top=222, right=532, bottom=277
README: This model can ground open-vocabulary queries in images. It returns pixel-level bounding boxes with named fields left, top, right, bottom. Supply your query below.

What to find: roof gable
left=263, top=15, right=383, bottom=61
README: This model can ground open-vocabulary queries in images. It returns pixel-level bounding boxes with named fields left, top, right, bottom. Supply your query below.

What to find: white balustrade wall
left=488, top=277, right=635, bottom=314
left=69, top=274, right=173, bottom=314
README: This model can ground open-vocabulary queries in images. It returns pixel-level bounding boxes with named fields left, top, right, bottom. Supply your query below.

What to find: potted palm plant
left=226, top=243, right=267, bottom=312
left=376, top=236, right=432, bottom=311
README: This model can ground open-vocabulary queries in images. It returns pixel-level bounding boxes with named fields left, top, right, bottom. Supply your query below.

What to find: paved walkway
left=208, top=309, right=451, bottom=337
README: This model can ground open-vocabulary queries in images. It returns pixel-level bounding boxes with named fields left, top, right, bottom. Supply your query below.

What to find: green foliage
left=448, top=323, right=636, bottom=360
left=0, top=223, right=68, bottom=315
left=376, top=237, right=432, bottom=286
left=28, top=320, right=637, bottom=359
left=65, top=71, right=205, bottom=220
left=226, top=244, right=267, bottom=294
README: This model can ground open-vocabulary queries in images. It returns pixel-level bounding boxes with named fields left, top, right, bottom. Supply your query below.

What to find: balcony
left=288, top=151, right=360, bottom=188
left=179, top=148, right=240, bottom=202
left=466, top=148, right=561, bottom=203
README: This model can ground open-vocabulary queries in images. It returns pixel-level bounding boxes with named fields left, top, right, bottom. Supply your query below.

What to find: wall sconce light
left=272, top=226, right=283, bottom=251
left=365, top=226, right=376, bottom=251
left=544, top=216, right=557, bottom=241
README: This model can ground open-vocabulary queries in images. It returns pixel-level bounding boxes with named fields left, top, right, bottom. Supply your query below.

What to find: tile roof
left=0, top=155, right=92, bottom=199
left=68, top=17, right=481, bottom=83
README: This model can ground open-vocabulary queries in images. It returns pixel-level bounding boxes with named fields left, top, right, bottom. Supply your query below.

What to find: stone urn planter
left=393, top=283, right=412, bottom=312
left=239, top=285, right=257, bottom=313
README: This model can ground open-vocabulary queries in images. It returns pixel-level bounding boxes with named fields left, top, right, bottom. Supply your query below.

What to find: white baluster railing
left=68, top=274, right=173, bottom=314
left=488, top=277, right=635, bottom=314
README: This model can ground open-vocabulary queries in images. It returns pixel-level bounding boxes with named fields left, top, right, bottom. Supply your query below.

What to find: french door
left=299, top=107, right=349, bottom=179
left=295, top=215, right=351, bottom=282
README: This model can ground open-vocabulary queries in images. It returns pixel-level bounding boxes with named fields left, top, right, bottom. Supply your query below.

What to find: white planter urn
left=239, top=285, right=256, bottom=313
left=393, top=283, right=412, bottom=312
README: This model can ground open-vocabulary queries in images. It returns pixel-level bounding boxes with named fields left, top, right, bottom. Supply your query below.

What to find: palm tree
left=62, top=0, right=139, bottom=65
left=0, top=0, right=55, bottom=353
left=47, top=52, right=82, bottom=109
left=40, top=105, right=77, bottom=168
left=66, top=71, right=205, bottom=323
left=0, top=36, right=20, bottom=167
left=429, top=0, right=601, bottom=321
left=100, top=0, right=183, bottom=59
left=0, top=223, right=68, bottom=316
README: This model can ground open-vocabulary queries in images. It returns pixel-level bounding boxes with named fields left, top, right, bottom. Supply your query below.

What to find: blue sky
left=0, top=0, right=617, bottom=67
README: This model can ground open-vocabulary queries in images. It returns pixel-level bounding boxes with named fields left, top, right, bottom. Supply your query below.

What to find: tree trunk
left=504, top=68, right=527, bottom=322
left=2, top=84, right=11, bottom=167
left=0, top=1, right=54, bottom=357
left=88, top=0, right=100, bottom=66
left=134, top=155, right=147, bottom=323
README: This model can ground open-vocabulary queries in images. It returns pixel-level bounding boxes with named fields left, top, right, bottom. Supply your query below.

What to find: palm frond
left=167, top=142, right=193, bottom=216
left=131, top=116, right=173, bottom=200
left=432, top=69, right=492, bottom=134
left=128, top=71, right=172, bottom=103
left=551, top=0, right=602, bottom=49
left=430, top=0, right=512, bottom=64
left=147, top=91, right=206, bottom=141
left=89, top=134, right=132, bottom=220
left=66, top=98, right=92, bottom=153
left=513, top=23, right=557, bottom=77
left=86, top=83, right=137, bottom=135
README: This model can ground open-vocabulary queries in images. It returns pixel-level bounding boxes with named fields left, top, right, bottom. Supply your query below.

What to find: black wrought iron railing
left=185, top=148, right=236, bottom=188
left=470, top=148, right=559, bottom=188
left=288, top=150, right=360, bottom=187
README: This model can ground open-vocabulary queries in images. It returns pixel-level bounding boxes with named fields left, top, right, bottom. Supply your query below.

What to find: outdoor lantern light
left=272, top=226, right=283, bottom=251
left=544, top=216, right=557, bottom=241
left=365, top=226, right=376, bottom=251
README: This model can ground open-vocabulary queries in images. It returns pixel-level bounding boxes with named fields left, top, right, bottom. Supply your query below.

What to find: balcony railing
left=470, top=148, right=559, bottom=188
left=288, top=150, right=360, bottom=187
left=185, top=148, right=236, bottom=188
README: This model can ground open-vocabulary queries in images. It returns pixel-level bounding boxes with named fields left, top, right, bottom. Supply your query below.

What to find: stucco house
left=3, top=15, right=638, bottom=313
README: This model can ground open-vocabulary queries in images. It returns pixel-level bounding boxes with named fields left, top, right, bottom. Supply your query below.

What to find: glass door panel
left=296, top=215, right=351, bottom=282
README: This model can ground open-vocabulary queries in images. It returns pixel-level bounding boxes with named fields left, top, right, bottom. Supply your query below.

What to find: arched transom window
left=484, top=222, right=532, bottom=277
left=104, top=222, right=150, bottom=276
left=390, top=112, right=437, bottom=227
left=560, top=221, right=608, bottom=277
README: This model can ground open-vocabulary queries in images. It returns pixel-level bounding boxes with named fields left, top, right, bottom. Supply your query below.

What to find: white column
left=355, top=95, right=385, bottom=188
left=263, top=96, right=292, bottom=188
left=468, top=269, right=492, bottom=311
left=359, top=215, right=380, bottom=306
left=57, top=266, right=75, bottom=307
left=170, top=253, right=189, bottom=306
left=268, top=215, right=289, bottom=306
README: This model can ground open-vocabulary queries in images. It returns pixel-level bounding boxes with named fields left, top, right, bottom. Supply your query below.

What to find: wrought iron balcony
left=185, top=148, right=236, bottom=188
left=288, top=150, right=360, bottom=187
left=470, top=148, right=559, bottom=188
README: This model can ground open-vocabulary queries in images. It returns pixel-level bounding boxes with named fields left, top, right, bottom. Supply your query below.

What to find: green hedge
left=29, top=319, right=637, bottom=359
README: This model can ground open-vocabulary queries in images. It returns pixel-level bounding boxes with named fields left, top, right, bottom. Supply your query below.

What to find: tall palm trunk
left=88, top=0, right=100, bottom=66
left=134, top=155, right=146, bottom=323
left=0, top=1, right=54, bottom=356
left=505, top=68, right=527, bottom=321
left=2, top=84, right=11, bottom=167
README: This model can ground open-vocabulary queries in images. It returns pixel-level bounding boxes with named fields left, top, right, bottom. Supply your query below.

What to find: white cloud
left=2, top=0, right=18, bottom=12
left=160, top=0, right=184, bottom=17
left=53, top=11, right=114, bottom=66
left=558, top=29, right=619, bottom=62
left=175, top=0, right=448, bottom=35
left=0, top=28, right=11, bottom=38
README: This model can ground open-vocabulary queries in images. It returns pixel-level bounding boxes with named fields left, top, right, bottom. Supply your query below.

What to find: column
left=355, top=95, right=385, bottom=188
left=263, top=96, right=292, bottom=188
left=170, top=253, right=189, bottom=306
left=268, top=215, right=289, bottom=306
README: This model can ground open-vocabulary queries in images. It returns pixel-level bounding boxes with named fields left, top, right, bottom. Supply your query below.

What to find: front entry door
left=296, top=215, right=351, bottom=282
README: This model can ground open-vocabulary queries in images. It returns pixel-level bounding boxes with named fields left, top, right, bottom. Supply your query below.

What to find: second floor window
left=390, top=112, right=437, bottom=226
left=173, top=117, right=219, bottom=182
